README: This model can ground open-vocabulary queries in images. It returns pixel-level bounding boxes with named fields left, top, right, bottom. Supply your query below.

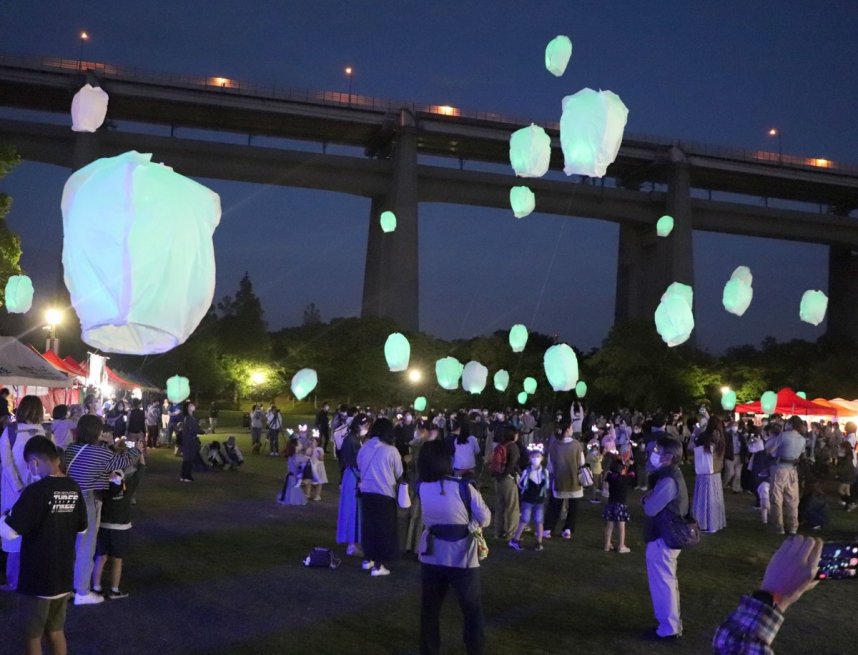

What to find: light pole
left=78, top=31, right=89, bottom=71
left=344, top=66, right=353, bottom=105
left=45, top=308, right=63, bottom=354
left=768, top=127, right=782, bottom=163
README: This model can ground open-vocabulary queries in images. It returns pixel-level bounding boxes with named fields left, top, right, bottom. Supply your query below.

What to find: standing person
left=126, top=398, right=146, bottom=445
left=452, top=417, right=481, bottom=479
left=692, top=416, right=727, bottom=534
left=208, top=402, right=219, bottom=434
left=249, top=404, right=264, bottom=455
left=179, top=401, right=201, bottom=483
left=51, top=405, right=76, bottom=453
left=508, top=444, right=549, bottom=551
left=519, top=410, right=536, bottom=447
left=417, top=439, right=491, bottom=655
left=0, top=396, right=47, bottom=592
left=315, top=402, right=331, bottom=454
left=642, top=437, right=688, bottom=640
left=0, top=387, right=11, bottom=420
left=145, top=401, right=160, bottom=448
left=489, top=426, right=520, bottom=541
left=721, top=419, right=745, bottom=494
left=603, top=454, right=635, bottom=553
left=767, top=416, right=807, bottom=535
left=544, top=420, right=585, bottom=541
left=266, top=404, right=282, bottom=457
left=0, top=436, right=87, bottom=655
left=357, top=417, right=403, bottom=577
left=337, top=414, right=369, bottom=557
left=307, top=437, right=327, bottom=501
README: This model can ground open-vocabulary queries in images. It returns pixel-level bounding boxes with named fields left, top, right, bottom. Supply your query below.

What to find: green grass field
left=1, top=423, right=854, bottom=655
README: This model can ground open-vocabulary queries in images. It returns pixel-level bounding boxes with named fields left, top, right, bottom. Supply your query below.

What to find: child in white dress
left=308, top=437, right=328, bottom=501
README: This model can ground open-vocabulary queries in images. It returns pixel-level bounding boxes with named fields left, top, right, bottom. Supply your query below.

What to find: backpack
left=302, top=547, right=341, bottom=568
left=489, top=442, right=508, bottom=476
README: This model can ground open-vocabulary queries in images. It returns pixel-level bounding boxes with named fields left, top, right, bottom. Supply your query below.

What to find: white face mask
left=359, top=428, right=368, bottom=436
left=649, top=452, right=664, bottom=469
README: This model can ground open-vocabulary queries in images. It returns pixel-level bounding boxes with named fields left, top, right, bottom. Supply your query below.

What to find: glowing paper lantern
left=435, top=357, right=464, bottom=391
left=379, top=211, right=397, bottom=233
left=462, top=361, right=489, bottom=394
left=291, top=368, right=318, bottom=401
left=545, top=35, right=573, bottom=77
left=517, top=391, right=528, bottom=405
left=796, top=391, right=807, bottom=400
left=384, top=332, right=411, bottom=372
left=575, top=380, right=587, bottom=398
left=760, top=390, right=777, bottom=414
left=4, top=275, right=34, bottom=313
left=662, top=282, right=693, bottom=309
left=721, top=389, right=737, bottom=411
left=509, top=123, right=551, bottom=178
left=61, top=151, right=221, bottom=355
left=494, top=369, right=510, bottom=392
left=560, top=88, right=628, bottom=178
left=414, top=396, right=427, bottom=413
left=656, top=215, right=674, bottom=237
left=510, top=186, right=536, bottom=218
left=799, top=290, right=828, bottom=326
left=731, top=266, right=753, bottom=286
left=655, top=283, right=694, bottom=347
left=722, top=279, right=753, bottom=317
left=166, top=375, right=190, bottom=404
left=509, top=324, right=528, bottom=352
left=543, top=343, right=579, bottom=392
left=71, top=84, right=109, bottom=133
left=523, top=377, right=538, bottom=395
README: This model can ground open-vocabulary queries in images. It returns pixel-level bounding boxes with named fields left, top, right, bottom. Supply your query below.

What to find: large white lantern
left=61, top=151, right=221, bottom=354
left=509, top=324, right=528, bottom=352
left=435, top=357, right=464, bottom=390
left=462, top=361, right=488, bottom=394
left=71, top=84, right=109, bottom=133
left=291, top=368, right=318, bottom=401
left=509, top=124, right=551, bottom=178
left=543, top=343, right=579, bottom=392
left=655, top=282, right=694, bottom=347
left=523, top=376, right=538, bottom=395
left=166, top=375, right=190, bottom=404
left=510, top=186, right=536, bottom=218
left=383, top=332, right=410, bottom=372
left=545, top=35, right=573, bottom=77
left=4, top=275, right=34, bottom=313
left=493, top=369, right=510, bottom=392
left=560, top=88, right=628, bottom=178
left=799, top=290, right=828, bottom=326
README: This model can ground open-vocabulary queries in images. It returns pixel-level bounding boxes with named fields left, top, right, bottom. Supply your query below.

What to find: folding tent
left=735, top=387, right=836, bottom=416
left=0, top=337, right=74, bottom=415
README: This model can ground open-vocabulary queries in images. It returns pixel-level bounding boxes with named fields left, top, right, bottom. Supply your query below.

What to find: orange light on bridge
left=432, top=105, right=460, bottom=117
left=768, top=127, right=778, bottom=136
left=210, top=76, right=231, bottom=88
left=809, top=157, right=831, bottom=168
left=80, top=31, right=89, bottom=41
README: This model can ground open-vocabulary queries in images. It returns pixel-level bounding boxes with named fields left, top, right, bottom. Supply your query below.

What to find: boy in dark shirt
left=0, top=436, right=87, bottom=655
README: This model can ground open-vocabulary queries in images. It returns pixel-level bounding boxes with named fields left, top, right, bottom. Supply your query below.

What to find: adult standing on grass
left=180, top=401, right=201, bottom=483
left=417, top=439, right=490, bottom=655
left=249, top=404, right=264, bottom=454
left=766, top=416, right=806, bottom=535
left=357, top=417, right=403, bottom=577
left=544, top=420, right=585, bottom=541
left=267, top=404, right=282, bottom=456
left=692, top=415, right=727, bottom=534
left=337, top=414, right=368, bottom=557
left=316, top=402, right=331, bottom=454
left=489, top=425, right=520, bottom=541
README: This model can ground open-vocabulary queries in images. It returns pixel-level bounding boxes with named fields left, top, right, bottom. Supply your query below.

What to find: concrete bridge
left=1, top=53, right=857, bottom=340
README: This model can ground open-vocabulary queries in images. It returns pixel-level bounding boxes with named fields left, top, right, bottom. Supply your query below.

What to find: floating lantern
left=799, top=290, right=828, bottom=326
left=494, top=369, right=510, bottom=392
left=560, top=88, right=628, bottom=178
left=545, top=35, right=573, bottom=77
left=384, top=332, right=410, bottom=372
left=462, top=361, right=488, bottom=394
left=510, top=186, right=536, bottom=218
left=71, top=84, right=109, bottom=133
left=722, top=279, right=753, bottom=317
left=731, top=266, right=753, bottom=286
left=61, top=151, right=221, bottom=354
left=379, top=211, right=397, bottom=233
left=655, top=283, right=694, bottom=347
left=656, top=215, right=674, bottom=237
left=414, top=396, right=427, bottom=413
left=517, top=391, right=528, bottom=405
left=291, top=368, right=318, bottom=401
left=721, top=389, right=737, bottom=411
left=4, top=275, right=34, bottom=314
left=662, top=282, right=693, bottom=309
left=166, top=375, right=190, bottom=404
left=543, top=343, right=579, bottom=392
left=575, top=380, right=587, bottom=398
left=760, top=390, right=777, bottom=414
left=523, top=376, right=538, bottom=395
left=796, top=391, right=807, bottom=400
left=435, top=356, right=464, bottom=391
left=509, top=324, right=528, bottom=352
left=509, top=123, right=551, bottom=178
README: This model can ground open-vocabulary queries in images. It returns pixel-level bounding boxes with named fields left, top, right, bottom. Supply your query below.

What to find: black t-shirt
left=127, top=408, right=146, bottom=433
left=6, top=476, right=87, bottom=596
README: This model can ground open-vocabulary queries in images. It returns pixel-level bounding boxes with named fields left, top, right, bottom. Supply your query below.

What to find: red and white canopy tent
left=0, top=337, right=75, bottom=415
left=735, top=387, right=838, bottom=418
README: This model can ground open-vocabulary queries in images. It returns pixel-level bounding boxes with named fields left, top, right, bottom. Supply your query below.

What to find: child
left=277, top=440, right=308, bottom=506
left=308, top=437, right=327, bottom=501
left=586, top=436, right=603, bottom=503
left=92, top=450, right=145, bottom=599
left=202, top=441, right=225, bottom=470
left=509, top=444, right=550, bottom=552
left=747, top=437, right=774, bottom=524
left=0, top=436, right=87, bottom=655
left=834, top=444, right=856, bottom=509
left=222, top=436, right=244, bottom=470
left=798, top=480, right=829, bottom=530
left=602, top=454, right=634, bottom=553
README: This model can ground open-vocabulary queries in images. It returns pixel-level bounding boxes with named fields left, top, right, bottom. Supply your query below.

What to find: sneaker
left=561, top=529, right=572, bottom=540
left=361, top=560, right=375, bottom=570
left=508, top=539, right=524, bottom=551
left=847, top=504, right=857, bottom=513
left=589, top=498, right=601, bottom=504
left=346, top=544, right=364, bottom=557
left=534, top=543, right=544, bottom=552
left=107, top=589, right=129, bottom=600
left=0, top=583, right=16, bottom=592
left=542, top=530, right=552, bottom=540
left=617, top=546, right=631, bottom=554
left=370, top=565, right=390, bottom=577
left=774, top=528, right=785, bottom=535
left=74, top=591, right=104, bottom=606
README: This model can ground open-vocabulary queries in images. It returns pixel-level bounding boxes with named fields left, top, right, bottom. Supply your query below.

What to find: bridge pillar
left=71, top=131, right=101, bottom=170
left=827, top=246, right=858, bottom=344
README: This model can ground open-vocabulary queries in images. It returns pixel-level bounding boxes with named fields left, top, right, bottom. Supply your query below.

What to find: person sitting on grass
left=0, top=436, right=87, bottom=655
left=508, top=444, right=549, bottom=552
left=222, top=436, right=244, bottom=470
left=798, top=480, right=828, bottom=531
left=201, top=441, right=225, bottom=471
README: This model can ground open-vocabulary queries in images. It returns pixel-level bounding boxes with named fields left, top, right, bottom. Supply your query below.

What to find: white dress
left=310, top=447, right=328, bottom=484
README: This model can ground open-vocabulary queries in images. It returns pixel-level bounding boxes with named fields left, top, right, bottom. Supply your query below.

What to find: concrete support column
left=361, top=196, right=387, bottom=318
left=827, top=246, right=858, bottom=344
left=71, top=131, right=100, bottom=171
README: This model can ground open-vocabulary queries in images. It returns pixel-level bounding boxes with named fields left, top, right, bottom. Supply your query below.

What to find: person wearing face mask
left=336, top=414, right=368, bottom=558
left=642, top=437, right=688, bottom=640
left=508, top=444, right=550, bottom=551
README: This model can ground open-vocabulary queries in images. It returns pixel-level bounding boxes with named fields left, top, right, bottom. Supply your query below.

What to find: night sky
left=2, top=2, right=857, bottom=353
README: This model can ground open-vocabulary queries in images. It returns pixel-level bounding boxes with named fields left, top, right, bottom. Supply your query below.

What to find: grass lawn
left=1, top=424, right=855, bottom=655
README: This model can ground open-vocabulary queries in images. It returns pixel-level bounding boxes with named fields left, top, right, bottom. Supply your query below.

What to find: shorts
left=95, top=528, right=130, bottom=559
left=19, top=594, right=70, bottom=638
left=757, top=482, right=770, bottom=511
left=520, top=501, right=545, bottom=525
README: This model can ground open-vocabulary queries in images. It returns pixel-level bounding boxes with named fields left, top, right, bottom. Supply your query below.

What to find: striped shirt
left=63, top=443, right=141, bottom=492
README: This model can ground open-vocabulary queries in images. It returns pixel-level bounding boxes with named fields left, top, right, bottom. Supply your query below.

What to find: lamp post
left=45, top=308, right=63, bottom=354
left=768, top=127, right=782, bottom=163
left=78, top=31, right=89, bottom=71
left=344, top=66, right=353, bottom=106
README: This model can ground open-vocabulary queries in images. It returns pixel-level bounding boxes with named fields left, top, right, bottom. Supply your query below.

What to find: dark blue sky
left=2, top=1, right=857, bottom=352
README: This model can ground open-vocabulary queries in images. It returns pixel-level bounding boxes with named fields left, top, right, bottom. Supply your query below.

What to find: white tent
left=0, top=337, right=73, bottom=387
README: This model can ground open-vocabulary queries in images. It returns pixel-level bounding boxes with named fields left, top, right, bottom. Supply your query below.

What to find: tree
left=217, top=272, right=270, bottom=359
left=302, top=302, right=322, bottom=327
left=0, top=146, right=23, bottom=314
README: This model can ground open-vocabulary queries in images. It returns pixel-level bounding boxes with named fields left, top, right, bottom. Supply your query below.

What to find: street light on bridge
left=78, top=31, right=89, bottom=71
left=344, top=66, right=353, bottom=105
left=767, top=127, right=782, bottom=163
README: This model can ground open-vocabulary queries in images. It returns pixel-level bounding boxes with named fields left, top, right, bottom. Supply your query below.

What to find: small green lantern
left=384, top=332, right=411, bottom=372
left=509, top=124, right=551, bottom=178
left=517, top=391, right=528, bottom=405
left=509, top=324, right=528, bottom=353
left=493, top=369, right=510, bottom=392
left=656, top=215, right=674, bottom=238
left=796, top=391, right=807, bottom=400
left=291, top=368, right=318, bottom=401
left=166, top=375, right=191, bottom=404
left=414, top=396, right=427, bottom=412
left=510, top=186, right=535, bottom=218
left=543, top=343, right=578, bottom=392
left=4, top=275, right=34, bottom=314
left=799, top=290, right=828, bottom=326
left=523, top=377, right=537, bottom=395
left=379, top=211, right=397, bottom=233
left=545, top=35, right=573, bottom=77
left=760, top=390, right=777, bottom=414
left=575, top=380, right=587, bottom=398
left=721, top=389, right=737, bottom=411
left=435, top=357, right=464, bottom=391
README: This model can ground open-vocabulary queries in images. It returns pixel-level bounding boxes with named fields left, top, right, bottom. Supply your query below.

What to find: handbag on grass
left=656, top=509, right=701, bottom=550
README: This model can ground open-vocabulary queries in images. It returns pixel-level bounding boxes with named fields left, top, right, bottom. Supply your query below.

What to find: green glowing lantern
left=509, top=123, right=551, bottom=178
left=414, top=396, right=427, bottom=412
left=523, top=376, right=537, bottom=395
left=435, top=356, right=464, bottom=390
left=291, top=368, right=318, bottom=401
left=655, top=282, right=694, bottom=347
left=656, top=215, right=674, bottom=238
left=560, top=88, right=628, bottom=178
left=731, top=266, right=753, bottom=286
left=721, top=389, right=737, bottom=411
left=543, top=343, right=579, bottom=392
left=517, top=391, right=528, bottom=405
left=545, top=35, right=573, bottom=77
left=4, top=275, right=34, bottom=314
left=494, top=369, right=510, bottom=392
left=575, top=380, right=587, bottom=398
left=760, top=390, right=777, bottom=414
left=384, top=332, right=410, bottom=372
left=796, top=391, right=807, bottom=399
left=722, top=279, right=753, bottom=317
left=509, top=324, right=528, bottom=353
left=166, top=375, right=190, bottom=404
left=510, top=186, right=535, bottom=218
left=379, top=210, right=397, bottom=233
left=462, top=361, right=488, bottom=394
left=799, top=290, right=828, bottom=326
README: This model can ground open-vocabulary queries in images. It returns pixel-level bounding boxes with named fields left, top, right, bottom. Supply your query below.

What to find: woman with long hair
left=692, top=415, right=727, bottom=533
left=179, top=401, right=200, bottom=482
left=336, top=413, right=369, bottom=556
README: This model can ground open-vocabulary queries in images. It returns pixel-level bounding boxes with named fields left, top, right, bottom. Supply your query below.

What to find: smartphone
left=815, top=542, right=858, bottom=580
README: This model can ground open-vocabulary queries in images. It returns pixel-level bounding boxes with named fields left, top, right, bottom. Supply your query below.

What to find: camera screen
left=816, top=542, right=858, bottom=581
